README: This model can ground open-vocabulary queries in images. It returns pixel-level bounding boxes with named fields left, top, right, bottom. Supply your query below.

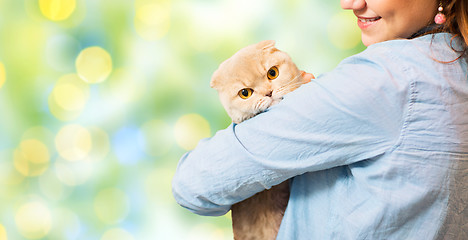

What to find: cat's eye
left=238, top=88, right=254, bottom=99
left=267, top=66, right=279, bottom=80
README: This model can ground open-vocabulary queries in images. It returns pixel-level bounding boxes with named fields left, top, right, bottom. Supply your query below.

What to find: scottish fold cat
left=210, top=40, right=311, bottom=239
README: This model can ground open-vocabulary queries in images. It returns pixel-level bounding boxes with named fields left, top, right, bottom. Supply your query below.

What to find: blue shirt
left=172, top=33, right=468, bottom=239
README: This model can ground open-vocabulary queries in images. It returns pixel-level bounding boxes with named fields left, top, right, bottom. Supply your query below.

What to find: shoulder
left=321, top=33, right=459, bottom=90
left=343, top=33, right=459, bottom=67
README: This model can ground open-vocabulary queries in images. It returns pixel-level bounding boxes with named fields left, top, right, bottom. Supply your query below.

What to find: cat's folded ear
left=210, top=79, right=217, bottom=89
left=257, top=40, right=277, bottom=53
left=210, top=70, right=219, bottom=89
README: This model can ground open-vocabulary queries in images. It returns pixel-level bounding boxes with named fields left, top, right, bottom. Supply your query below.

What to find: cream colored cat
left=210, top=40, right=311, bottom=240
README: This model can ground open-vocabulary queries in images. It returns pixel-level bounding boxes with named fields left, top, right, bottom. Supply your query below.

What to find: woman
left=173, top=0, right=468, bottom=238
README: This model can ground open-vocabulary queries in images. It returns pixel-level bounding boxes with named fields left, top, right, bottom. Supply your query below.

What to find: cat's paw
left=300, top=70, right=314, bottom=83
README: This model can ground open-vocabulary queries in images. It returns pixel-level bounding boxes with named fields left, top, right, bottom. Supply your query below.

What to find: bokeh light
left=0, top=62, right=5, bottom=89
left=113, top=126, right=145, bottom=165
left=101, top=228, right=134, bottom=240
left=54, top=158, right=93, bottom=186
left=0, top=0, right=364, bottom=238
left=94, top=188, right=129, bottom=224
left=39, top=0, right=76, bottom=21
left=144, top=168, right=174, bottom=205
left=0, top=224, right=6, bottom=240
left=140, top=119, right=173, bottom=157
left=49, top=208, right=81, bottom=240
left=0, top=150, right=25, bottom=187
left=21, top=126, right=55, bottom=147
left=48, top=207, right=83, bottom=240
left=174, top=114, right=211, bottom=150
left=15, top=202, right=52, bottom=239
left=39, top=168, right=72, bottom=201
left=327, top=11, right=361, bottom=50
left=187, top=223, right=232, bottom=240
left=54, top=81, right=87, bottom=111
left=100, top=68, right=146, bottom=105
left=87, top=127, right=110, bottom=161
left=55, top=124, right=92, bottom=162
left=134, top=0, right=171, bottom=41
left=13, top=139, right=50, bottom=177
left=48, top=74, right=90, bottom=121
left=75, top=46, right=113, bottom=84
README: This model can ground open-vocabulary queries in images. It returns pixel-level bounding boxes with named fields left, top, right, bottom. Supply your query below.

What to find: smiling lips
left=357, top=16, right=382, bottom=29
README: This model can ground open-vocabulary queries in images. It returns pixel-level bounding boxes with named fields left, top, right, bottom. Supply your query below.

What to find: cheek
left=271, top=76, right=288, bottom=88
left=380, top=1, right=435, bottom=38
left=234, top=97, right=257, bottom=111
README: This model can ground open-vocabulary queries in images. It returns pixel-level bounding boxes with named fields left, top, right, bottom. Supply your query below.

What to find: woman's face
left=341, top=0, right=438, bottom=46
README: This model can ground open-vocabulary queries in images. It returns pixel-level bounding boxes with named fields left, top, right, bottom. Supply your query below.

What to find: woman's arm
left=172, top=44, right=410, bottom=216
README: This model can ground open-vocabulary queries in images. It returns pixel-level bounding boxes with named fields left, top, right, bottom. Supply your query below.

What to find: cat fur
left=210, top=40, right=310, bottom=240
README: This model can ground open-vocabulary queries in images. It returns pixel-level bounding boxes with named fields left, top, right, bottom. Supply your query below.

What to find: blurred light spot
left=54, top=159, right=93, bottom=186
left=50, top=208, right=81, bottom=240
left=139, top=119, right=173, bottom=157
left=48, top=96, right=80, bottom=121
left=54, top=83, right=87, bottom=111
left=39, top=0, right=76, bottom=21
left=101, top=228, right=134, bottom=240
left=21, top=126, right=55, bottom=149
left=13, top=139, right=50, bottom=177
left=143, top=203, right=186, bottom=239
left=4, top=170, right=25, bottom=187
left=48, top=74, right=90, bottom=121
left=88, top=127, right=110, bottom=161
left=102, top=69, right=136, bottom=102
left=185, top=5, right=224, bottom=53
left=55, top=124, right=92, bottom=161
left=0, top=223, right=6, bottom=240
left=174, top=114, right=211, bottom=150
left=0, top=62, right=5, bottom=89
left=94, top=188, right=129, bottom=224
left=15, top=202, right=52, bottom=239
left=75, top=46, right=112, bottom=84
left=28, top=0, right=85, bottom=27
left=113, top=126, right=144, bottom=165
left=46, top=34, right=81, bottom=72
left=327, top=11, right=361, bottom=50
left=145, top=168, right=174, bottom=204
left=134, top=2, right=170, bottom=41
left=184, top=1, right=262, bottom=53
left=39, top=169, right=71, bottom=201
left=52, top=127, right=105, bottom=186
left=53, top=74, right=90, bottom=110
left=0, top=150, right=25, bottom=186
left=187, top=223, right=232, bottom=240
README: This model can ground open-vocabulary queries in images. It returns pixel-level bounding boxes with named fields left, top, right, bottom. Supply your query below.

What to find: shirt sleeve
left=172, top=46, right=411, bottom=216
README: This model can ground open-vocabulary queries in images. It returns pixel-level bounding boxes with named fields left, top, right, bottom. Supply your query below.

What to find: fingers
left=300, top=70, right=315, bottom=83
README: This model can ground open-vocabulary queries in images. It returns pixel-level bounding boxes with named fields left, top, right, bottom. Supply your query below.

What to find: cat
left=210, top=40, right=312, bottom=240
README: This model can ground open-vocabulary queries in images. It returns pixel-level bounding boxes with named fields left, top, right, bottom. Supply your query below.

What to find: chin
left=361, top=34, right=386, bottom=47
left=361, top=35, right=376, bottom=47
left=362, top=40, right=372, bottom=47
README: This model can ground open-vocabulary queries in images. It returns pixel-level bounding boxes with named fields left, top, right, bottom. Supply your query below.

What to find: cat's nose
left=266, top=91, right=273, bottom=97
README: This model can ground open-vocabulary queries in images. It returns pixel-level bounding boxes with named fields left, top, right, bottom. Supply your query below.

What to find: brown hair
left=442, top=0, right=468, bottom=51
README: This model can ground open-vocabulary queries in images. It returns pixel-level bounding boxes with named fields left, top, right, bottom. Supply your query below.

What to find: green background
left=0, top=0, right=364, bottom=239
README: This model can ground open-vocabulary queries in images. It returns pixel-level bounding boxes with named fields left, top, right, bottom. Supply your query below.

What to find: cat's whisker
left=284, top=73, right=303, bottom=87
left=273, top=73, right=304, bottom=97
left=276, top=73, right=304, bottom=92
left=254, top=96, right=274, bottom=115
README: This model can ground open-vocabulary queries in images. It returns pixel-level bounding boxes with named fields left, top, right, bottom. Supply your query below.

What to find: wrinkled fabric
left=172, top=33, right=468, bottom=239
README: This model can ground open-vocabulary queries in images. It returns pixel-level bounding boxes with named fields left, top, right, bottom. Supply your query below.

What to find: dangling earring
left=434, top=1, right=446, bottom=24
